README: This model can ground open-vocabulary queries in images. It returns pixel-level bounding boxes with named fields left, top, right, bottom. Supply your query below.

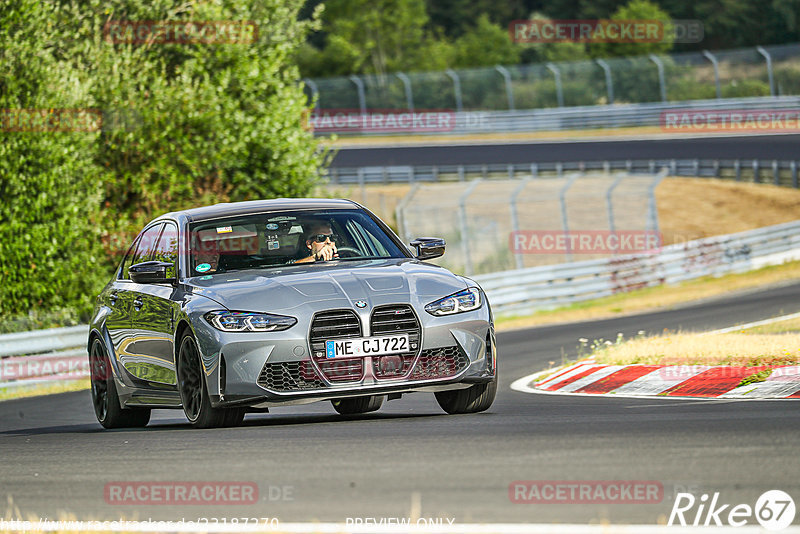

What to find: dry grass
left=0, top=379, right=89, bottom=402
left=322, top=126, right=670, bottom=148
left=657, top=178, right=800, bottom=245
left=592, top=332, right=800, bottom=366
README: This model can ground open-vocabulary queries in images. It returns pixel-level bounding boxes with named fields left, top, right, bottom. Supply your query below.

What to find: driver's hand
left=314, top=242, right=338, bottom=261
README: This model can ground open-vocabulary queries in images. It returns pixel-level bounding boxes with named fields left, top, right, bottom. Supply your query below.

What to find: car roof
left=159, top=198, right=361, bottom=224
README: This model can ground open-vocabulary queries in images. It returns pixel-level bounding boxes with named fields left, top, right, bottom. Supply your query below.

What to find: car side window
left=119, top=237, right=140, bottom=280
left=152, top=222, right=179, bottom=277
left=130, top=223, right=164, bottom=269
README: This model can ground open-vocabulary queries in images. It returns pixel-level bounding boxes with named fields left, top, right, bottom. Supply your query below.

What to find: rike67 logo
left=669, top=490, right=796, bottom=531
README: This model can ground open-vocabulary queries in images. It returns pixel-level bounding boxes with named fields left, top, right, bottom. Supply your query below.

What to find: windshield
left=187, top=208, right=408, bottom=275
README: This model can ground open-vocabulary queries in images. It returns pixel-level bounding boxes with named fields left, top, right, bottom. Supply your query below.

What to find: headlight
left=204, top=311, right=297, bottom=332
left=425, top=287, right=482, bottom=316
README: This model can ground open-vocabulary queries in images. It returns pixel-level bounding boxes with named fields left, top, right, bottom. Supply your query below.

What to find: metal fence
left=331, top=159, right=800, bottom=189
left=474, top=219, right=800, bottom=316
left=305, top=43, right=800, bottom=114
left=396, top=171, right=664, bottom=276
left=316, top=95, right=800, bottom=135
left=0, top=326, right=88, bottom=389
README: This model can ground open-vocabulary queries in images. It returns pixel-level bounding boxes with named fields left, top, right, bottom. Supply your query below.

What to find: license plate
left=325, top=334, right=410, bottom=359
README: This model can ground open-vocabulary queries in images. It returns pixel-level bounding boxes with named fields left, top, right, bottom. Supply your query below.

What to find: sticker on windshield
left=266, top=223, right=279, bottom=230
left=196, top=263, right=211, bottom=273
left=268, top=240, right=280, bottom=250
left=216, top=226, right=232, bottom=234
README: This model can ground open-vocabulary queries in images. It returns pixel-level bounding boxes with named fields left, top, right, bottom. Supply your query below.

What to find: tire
left=435, top=332, right=498, bottom=414
left=222, top=407, right=246, bottom=427
left=331, top=395, right=384, bottom=415
left=89, top=338, right=151, bottom=429
left=177, top=332, right=230, bottom=429
left=435, top=375, right=497, bottom=414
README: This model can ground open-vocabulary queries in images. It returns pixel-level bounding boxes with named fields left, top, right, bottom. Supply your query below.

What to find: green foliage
left=1, top=0, right=325, bottom=323
left=721, top=79, right=771, bottom=98
left=0, top=0, right=105, bottom=321
left=587, top=0, right=674, bottom=58
left=449, top=14, right=520, bottom=68
left=298, top=0, right=449, bottom=77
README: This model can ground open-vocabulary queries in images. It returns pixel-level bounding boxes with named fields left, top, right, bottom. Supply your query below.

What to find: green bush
left=721, top=79, right=771, bottom=98
left=0, top=0, right=326, bottom=325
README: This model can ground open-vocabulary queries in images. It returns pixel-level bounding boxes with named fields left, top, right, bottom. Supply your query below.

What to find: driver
left=294, top=221, right=339, bottom=263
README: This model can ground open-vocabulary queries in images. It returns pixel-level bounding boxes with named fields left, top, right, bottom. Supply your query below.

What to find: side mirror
left=410, top=237, right=445, bottom=260
left=129, top=261, right=175, bottom=284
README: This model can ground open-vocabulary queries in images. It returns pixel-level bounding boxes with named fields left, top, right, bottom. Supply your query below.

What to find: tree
left=587, top=0, right=674, bottom=58
left=450, top=14, right=520, bottom=68
left=1, top=0, right=326, bottom=325
left=298, top=0, right=450, bottom=77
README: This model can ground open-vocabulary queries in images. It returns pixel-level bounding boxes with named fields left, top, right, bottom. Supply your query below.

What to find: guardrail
left=318, top=96, right=800, bottom=136
left=306, top=43, right=800, bottom=119
left=0, top=326, right=88, bottom=389
left=330, top=158, right=800, bottom=189
left=2, top=220, right=799, bottom=387
left=474, top=220, right=800, bottom=316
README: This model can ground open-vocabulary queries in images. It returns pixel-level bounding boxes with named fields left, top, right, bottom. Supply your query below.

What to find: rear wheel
left=331, top=395, right=384, bottom=415
left=177, top=333, right=237, bottom=428
left=89, top=338, right=151, bottom=429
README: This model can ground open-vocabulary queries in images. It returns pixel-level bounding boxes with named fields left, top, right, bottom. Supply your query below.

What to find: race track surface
left=331, top=134, right=800, bottom=167
left=2, top=282, right=800, bottom=525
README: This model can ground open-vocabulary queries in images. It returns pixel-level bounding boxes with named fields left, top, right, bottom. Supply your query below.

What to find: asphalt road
left=2, top=282, right=800, bottom=526
left=330, top=133, right=800, bottom=167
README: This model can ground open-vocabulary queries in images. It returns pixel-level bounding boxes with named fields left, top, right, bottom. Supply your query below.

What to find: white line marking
left=705, top=311, right=800, bottom=334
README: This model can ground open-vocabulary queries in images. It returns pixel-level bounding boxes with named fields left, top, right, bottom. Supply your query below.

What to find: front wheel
left=331, top=395, right=384, bottom=415
left=177, top=333, right=241, bottom=428
left=89, top=338, right=150, bottom=429
left=435, top=375, right=497, bottom=414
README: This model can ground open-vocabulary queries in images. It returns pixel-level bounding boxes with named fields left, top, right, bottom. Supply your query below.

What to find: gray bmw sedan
left=88, top=199, right=497, bottom=428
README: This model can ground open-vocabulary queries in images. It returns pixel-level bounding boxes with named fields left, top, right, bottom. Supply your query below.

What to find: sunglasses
left=311, top=233, right=338, bottom=243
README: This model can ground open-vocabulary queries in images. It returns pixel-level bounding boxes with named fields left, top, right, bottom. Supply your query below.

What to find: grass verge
left=495, top=259, right=800, bottom=332
left=591, top=332, right=800, bottom=367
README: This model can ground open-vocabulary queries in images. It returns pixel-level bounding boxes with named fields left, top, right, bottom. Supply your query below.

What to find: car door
left=118, top=222, right=165, bottom=384
left=104, top=235, right=141, bottom=365
left=127, top=222, right=181, bottom=386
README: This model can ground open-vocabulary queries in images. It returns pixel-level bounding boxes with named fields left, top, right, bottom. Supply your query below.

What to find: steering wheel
left=335, top=246, right=362, bottom=258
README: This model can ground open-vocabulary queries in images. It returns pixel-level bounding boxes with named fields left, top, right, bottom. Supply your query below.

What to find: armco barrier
left=330, top=158, right=800, bottom=189
left=0, top=326, right=88, bottom=389
left=1, top=220, right=799, bottom=387
left=474, top=219, right=800, bottom=315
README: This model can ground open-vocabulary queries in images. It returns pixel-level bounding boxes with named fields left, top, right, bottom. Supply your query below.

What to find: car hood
left=184, top=258, right=468, bottom=315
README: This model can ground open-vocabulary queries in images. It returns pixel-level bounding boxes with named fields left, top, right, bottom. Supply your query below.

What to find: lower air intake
left=409, top=346, right=470, bottom=380
left=258, top=361, right=325, bottom=391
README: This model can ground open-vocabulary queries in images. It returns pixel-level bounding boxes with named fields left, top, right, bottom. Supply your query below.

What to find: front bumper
left=192, top=306, right=495, bottom=408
